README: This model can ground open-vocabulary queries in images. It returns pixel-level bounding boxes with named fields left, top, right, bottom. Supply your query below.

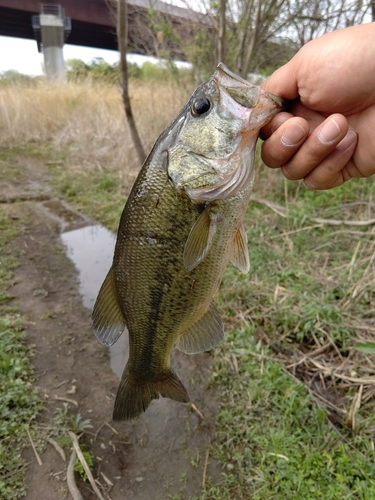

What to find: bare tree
left=117, top=0, right=146, bottom=165
left=289, top=0, right=373, bottom=47
left=113, top=0, right=373, bottom=86
left=217, top=0, right=227, bottom=63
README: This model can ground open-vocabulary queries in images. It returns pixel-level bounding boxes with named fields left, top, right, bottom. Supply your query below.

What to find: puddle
left=61, top=225, right=115, bottom=310
left=40, top=198, right=89, bottom=232
left=61, top=224, right=129, bottom=380
left=41, top=198, right=128, bottom=379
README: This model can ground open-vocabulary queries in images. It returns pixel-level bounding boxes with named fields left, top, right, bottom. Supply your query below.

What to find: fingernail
left=281, top=123, right=306, bottom=146
left=336, top=130, right=357, bottom=151
left=318, top=118, right=341, bottom=144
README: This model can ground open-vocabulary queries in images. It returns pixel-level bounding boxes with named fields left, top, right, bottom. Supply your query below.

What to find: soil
left=2, top=155, right=222, bottom=500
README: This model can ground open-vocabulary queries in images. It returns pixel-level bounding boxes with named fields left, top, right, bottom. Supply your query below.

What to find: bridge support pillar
left=32, top=5, right=71, bottom=82
left=40, top=14, right=66, bottom=80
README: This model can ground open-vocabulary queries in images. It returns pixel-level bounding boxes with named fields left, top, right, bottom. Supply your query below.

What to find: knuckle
left=261, top=141, right=284, bottom=169
left=281, top=163, right=304, bottom=180
left=262, top=138, right=298, bottom=170
left=303, top=177, right=320, bottom=190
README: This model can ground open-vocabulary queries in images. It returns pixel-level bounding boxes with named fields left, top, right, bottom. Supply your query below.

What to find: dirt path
left=3, top=155, right=221, bottom=499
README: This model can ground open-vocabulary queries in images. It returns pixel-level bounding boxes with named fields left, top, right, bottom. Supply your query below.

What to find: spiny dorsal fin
left=230, top=224, right=250, bottom=274
left=183, top=207, right=217, bottom=271
left=92, top=267, right=127, bottom=346
left=175, top=301, right=224, bottom=354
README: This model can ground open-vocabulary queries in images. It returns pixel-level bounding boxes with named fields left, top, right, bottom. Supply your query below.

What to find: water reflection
left=61, top=225, right=115, bottom=309
left=60, top=224, right=127, bottom=379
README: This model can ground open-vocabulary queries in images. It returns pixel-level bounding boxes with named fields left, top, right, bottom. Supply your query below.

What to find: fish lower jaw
left=186, top=146, right=256, bottom=202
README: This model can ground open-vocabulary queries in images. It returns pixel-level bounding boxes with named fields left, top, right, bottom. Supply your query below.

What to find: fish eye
left=191, top=97, right=211, bottom=117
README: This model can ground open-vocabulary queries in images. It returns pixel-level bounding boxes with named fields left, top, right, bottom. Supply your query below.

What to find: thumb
left=261, top=58, right=299, bottom=100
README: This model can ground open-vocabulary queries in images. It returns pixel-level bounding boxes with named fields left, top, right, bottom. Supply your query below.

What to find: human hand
left=260, top=23, right=375, bottom=190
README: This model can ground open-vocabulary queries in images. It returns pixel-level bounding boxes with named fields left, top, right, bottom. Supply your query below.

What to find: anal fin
left=92, top=267, right=126, bottom=346
left=175, top=301, right=224, bottom=355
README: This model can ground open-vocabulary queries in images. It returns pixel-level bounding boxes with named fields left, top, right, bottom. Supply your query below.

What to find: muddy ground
left=3, top=155, right=222, bottom=500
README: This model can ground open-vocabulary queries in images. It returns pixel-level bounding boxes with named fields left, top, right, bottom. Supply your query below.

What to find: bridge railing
left=40, top=3, right=65, bottom=18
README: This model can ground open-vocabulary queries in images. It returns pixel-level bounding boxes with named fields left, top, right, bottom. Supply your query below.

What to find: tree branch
left=117, top=0, right=146, bottom=166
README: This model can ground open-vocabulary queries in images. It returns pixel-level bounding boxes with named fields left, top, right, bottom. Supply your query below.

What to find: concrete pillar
left=32, top=5, right=71, bottom=82
left=40, top=12, right=66, bottom=81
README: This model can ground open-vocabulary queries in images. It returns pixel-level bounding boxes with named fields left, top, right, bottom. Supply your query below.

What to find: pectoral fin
left=92, top=267, right=127, bottom=346
left=230, top=225, right=250, bottom=274
left=183, top=207, right=217, bottom=271
left=175, top=301, right=224, bottom=354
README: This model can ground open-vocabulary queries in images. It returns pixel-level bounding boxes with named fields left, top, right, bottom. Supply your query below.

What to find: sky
left=0, top=35, right=176, bottom=76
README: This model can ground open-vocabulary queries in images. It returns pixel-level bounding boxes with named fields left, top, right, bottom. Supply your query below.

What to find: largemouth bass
left=92, top=63, right=284, bottom=421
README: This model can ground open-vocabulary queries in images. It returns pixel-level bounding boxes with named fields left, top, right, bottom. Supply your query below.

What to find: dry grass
left=0, top=79, right=188, bottom=191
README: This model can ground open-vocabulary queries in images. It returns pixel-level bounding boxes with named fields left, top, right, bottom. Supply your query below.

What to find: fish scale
left=92, top=63, right=285, bottom=421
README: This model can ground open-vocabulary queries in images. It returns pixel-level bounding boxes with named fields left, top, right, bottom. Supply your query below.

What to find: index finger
left=260, top=112, right=294, bottom=140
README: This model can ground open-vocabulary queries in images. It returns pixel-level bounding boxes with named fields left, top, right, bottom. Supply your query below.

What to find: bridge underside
left=0, top=6, right=118, bottom=50
left=0, top=3, right=197, bottom=59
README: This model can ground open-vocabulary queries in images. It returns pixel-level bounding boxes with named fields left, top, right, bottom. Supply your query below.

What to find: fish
left=92, top=63, right=284, bottom=421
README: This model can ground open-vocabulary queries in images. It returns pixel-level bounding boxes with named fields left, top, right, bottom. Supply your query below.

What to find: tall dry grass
left=0, top=79, right=189, bottom=180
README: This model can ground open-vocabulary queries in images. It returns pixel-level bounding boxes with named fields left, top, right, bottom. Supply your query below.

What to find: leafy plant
left=70, top=413, right=93, bottom=433
left=74, top=449, right=94, bottom=481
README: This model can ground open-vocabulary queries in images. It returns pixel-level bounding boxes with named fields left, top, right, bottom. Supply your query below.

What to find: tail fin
left=113, top=366, right=190, bottom=421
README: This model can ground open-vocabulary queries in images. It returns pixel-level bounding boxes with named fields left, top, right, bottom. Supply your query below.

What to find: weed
left=70, top=413, right=93, bottom=433
left=42, top=311, right=57, bottom=320
left=32, top=289, right=47, bottom=297
left=355, top=342, right=375, bottom=354
left=0, top=208, right=42, bottom=500
left=74, top=449, right=94, bottom=481
left=52, top=406, right=93, bottom=435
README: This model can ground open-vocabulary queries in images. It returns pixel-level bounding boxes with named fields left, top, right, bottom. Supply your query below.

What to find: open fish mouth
left=214, top=63, right=286, bottom=112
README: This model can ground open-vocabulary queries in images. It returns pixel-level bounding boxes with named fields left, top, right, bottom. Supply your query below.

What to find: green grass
left=50, top=168, right=125, bottom=231
left=0, top=144, right=126, bottom=231
left=1, top=140, right=374, bottom=498
left=207, top=167, right=375, bottom=498
left=0, top=207, right=41, bottom=499
left=203, top=329, right=375, bottom=499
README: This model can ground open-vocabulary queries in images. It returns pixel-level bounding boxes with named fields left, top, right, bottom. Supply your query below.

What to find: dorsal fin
left=175, top=301, right=224, bottom=354
left=230, top=224, right=250, bottom=274
left=183, top=207, right=217, bottom=271
left=92, top=267, right=127, bottom=346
